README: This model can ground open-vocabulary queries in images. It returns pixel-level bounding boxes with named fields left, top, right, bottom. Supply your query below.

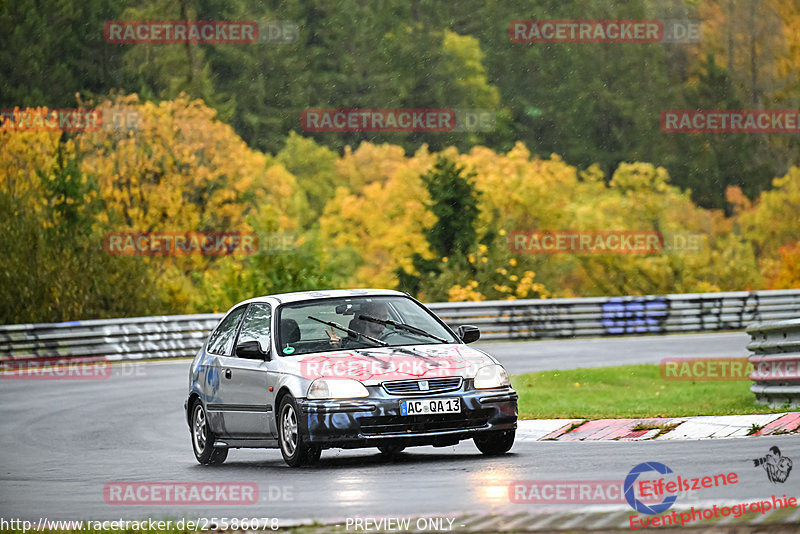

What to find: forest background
left=1, top=0, right=798, bottom=324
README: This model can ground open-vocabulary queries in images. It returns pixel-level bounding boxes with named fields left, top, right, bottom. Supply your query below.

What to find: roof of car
left=239, top=288, right=407, bottom=306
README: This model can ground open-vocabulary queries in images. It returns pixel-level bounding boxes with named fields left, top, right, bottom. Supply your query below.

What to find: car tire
left=278, top=394, right=320, bottom=467
left=378, top=445, right=406, bottom=457
left=306, top=445, right=322, bottom=464
left=473, top=429, right=515, bottom=456
left=191, top=401, right=228, bottom=465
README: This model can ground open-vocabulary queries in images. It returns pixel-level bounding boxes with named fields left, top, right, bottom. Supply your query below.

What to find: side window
left=207, top=306, right=247, bottom=356
left=237, top=303, right=272, bottom=354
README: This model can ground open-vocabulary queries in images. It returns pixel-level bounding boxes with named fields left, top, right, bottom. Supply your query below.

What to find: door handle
left=224, top=368, right=232, bottom=379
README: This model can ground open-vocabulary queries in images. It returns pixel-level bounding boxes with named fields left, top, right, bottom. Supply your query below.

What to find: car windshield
left=276, top=296, right=458, bottom=356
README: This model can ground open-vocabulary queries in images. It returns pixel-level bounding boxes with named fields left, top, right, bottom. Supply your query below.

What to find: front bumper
left=297, top=384, right=517, bottom=449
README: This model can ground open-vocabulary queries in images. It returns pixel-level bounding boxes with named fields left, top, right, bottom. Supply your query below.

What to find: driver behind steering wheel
left=357, top=301, right=390, bottom=339
left=325, top=301, right=391, bottom=348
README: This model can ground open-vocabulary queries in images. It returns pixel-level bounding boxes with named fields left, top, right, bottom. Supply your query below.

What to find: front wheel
left=474, top=429, right=515, bottom=456
left=191, top=401, right=228, bottom=465
left=278, top=395, right=321, bottom=467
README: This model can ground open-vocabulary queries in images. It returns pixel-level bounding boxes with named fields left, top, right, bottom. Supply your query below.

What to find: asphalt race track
left=1, top=331, right=797, bottom=530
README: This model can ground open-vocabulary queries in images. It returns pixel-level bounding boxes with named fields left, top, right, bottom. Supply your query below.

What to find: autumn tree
left=319, top=143, right=436, bottom=289
left=736, top=166, right=800, bottom=285
left=0, top=116, right=163, bottom=323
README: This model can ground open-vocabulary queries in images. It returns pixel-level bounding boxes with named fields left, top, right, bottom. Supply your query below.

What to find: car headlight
left=307, top=378, right=369, bottom=399
left=474, top=364, right=511, bottom=389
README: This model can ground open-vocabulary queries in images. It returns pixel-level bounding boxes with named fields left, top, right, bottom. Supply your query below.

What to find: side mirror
left=236, top=340, right=270, bottom=360
left=457, top=325, right=480, bottom=344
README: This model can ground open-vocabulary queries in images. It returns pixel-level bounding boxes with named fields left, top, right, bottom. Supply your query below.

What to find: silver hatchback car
left=185, top=289, right=518, bottom=467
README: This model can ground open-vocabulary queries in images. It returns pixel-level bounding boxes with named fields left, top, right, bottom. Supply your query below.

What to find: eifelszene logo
left=625, top=462, right=740, bottom=516
left=625, top=462, right=678, bottom=515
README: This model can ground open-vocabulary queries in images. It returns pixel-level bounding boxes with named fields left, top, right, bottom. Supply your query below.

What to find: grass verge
left=512, top=364, right=791, bottom=419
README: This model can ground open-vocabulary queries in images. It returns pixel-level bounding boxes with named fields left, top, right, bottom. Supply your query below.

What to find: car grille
left=359, top=411, right=491, bottom=436
left=382, top=377, right=463, bottom=395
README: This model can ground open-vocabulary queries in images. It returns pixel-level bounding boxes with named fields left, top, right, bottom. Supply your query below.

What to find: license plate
left=400, top=398, right=460, bottom=416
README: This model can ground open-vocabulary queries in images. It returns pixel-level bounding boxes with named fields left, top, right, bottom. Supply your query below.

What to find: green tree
left=0, top=0, right=127, bottom=107
left=423, top=157, right=480, bottom=259
left=398, top=156, right=481, bottom=299
left=274, top=132, right=342, bottom=228
left=666, top=54, right=778, bottom=210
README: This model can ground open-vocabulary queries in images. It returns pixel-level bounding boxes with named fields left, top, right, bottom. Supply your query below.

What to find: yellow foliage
left=738, top=166, right=800, bottom=257
left=79, top=95, right=284, bottom=235
left=448, top=280, right=485, bottom=302
left=0, top=110, right=75, bottom=211
left=770, top=241, right=800, bottom=289
left=320, top=143, right=437, bottom=288
left=75, top=95, right=302, bottom=309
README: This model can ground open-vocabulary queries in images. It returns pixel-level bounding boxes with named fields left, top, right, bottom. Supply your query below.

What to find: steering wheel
left=377, top=329, right=402, bottom=341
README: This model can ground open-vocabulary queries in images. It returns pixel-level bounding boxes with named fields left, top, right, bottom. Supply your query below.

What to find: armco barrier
left=428, top=289, right=800, bottom=340
left=747, top=318, right=800, bottom=408
left=0, top=289, right=798, bottom=363
left=0, top=314, right=221, bottom=361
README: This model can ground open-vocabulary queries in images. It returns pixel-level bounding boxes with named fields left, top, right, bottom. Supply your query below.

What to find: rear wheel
left=278, top=395, right=321, bottom=467
left=191, top=401, right=228, bottom=465
left=474, top=429, right=515, bottom=456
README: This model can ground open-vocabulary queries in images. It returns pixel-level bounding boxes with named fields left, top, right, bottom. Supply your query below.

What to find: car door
left=204, top=305, right=247, bottom=436
left=215, top=303, right=275, bottom=439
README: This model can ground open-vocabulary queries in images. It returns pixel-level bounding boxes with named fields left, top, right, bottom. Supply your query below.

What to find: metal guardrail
left=0, top=289, right=798, bottom=363
left=747, top=318, right=800, bottom=408
left=429, top=289, right=800, bottom=340
left=0, top=314, right=221, bottom=362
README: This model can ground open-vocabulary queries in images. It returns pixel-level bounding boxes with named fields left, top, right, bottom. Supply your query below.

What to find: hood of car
left=293, top=344, right=497, bottom=386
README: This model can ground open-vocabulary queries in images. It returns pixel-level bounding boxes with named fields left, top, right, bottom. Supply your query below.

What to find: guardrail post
left=746, top=318, right=800, bottom=408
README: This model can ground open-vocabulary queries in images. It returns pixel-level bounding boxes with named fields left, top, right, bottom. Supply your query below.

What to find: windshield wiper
left=307, top=315, right=388, bottom=347
left=359, top=315, right=448, bottom=343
